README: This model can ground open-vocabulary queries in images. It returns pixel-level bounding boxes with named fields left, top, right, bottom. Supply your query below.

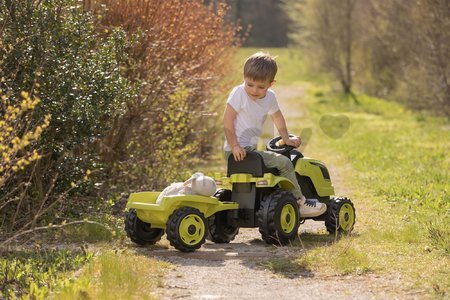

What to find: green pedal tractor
left=125, top=135, right=356, bottom=252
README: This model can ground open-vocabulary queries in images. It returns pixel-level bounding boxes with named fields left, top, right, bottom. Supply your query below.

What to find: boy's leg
left=256, top=151, right=303, bottom=198
left=257, top=150, right=326, bottom=218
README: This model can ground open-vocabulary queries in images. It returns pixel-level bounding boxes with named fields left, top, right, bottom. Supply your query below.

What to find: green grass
left=297, top=76, right=448, bottom=295
left=0, top=248, right=93, bottom=299
left=50, top=250, right=171, bottom=300
left=260, top=257, right=313, bottom=278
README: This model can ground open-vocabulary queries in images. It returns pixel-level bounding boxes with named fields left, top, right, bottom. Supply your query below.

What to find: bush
left=1, top=0, right=240, bottom=241
left=0, top=0, right=132, bottom=235
left=0, top=92, right=49, bottom=188
left=89, top=0, right=241, bottom=190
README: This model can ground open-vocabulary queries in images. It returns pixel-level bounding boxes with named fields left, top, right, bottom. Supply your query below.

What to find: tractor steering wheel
left=266, top=134, right=297, bottom=155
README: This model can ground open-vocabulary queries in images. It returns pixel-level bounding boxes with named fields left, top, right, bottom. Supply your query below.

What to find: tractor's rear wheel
left=167, top=207, right=207, bottom=252
left=258, top=189, right=300, bottom=245
left=207, top=189, right=239, bottom=243
left=125, top=208, right=164, bottom=245
left=325, top=197, right=356, bottom=235
left=207, top=211, right=239, bottom=243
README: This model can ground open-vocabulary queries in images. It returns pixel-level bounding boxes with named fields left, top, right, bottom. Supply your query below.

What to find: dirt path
left=153, top=226, right=402, bottom=300
left=145, top=86, right=405, bottom=299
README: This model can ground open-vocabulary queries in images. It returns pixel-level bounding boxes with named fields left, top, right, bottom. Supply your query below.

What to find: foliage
left=0, top=92, right=49, bottom=188
left=0, top=0, right=240, bottom=244
left=0, top=247, right=93, bottom=299
left=87, top=0, right=241, bottom=190
left=224, top=0, right=290, bottom=47
left=363, top=0, right=450, bottom=114
left=0, top=0, right=132, bottom=234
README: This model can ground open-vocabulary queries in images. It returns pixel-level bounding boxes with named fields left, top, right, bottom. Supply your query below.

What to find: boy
left=223, top=52, right=326, bottom=217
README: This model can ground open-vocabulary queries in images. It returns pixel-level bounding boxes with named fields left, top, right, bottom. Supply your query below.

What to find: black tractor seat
left=227, top=151, right=279, bottom=177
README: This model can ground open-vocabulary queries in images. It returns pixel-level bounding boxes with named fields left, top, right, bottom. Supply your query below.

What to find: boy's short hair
left=244, top=52, right=277, bottom=82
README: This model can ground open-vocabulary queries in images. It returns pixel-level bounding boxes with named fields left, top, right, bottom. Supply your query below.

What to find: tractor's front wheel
left=125, top=209, right=164, bottom=245
left=167, top=207, right=207, bottom=252
left=258, top=189, right=300, bottom=245
left=325, top=197, right=356, bottom=235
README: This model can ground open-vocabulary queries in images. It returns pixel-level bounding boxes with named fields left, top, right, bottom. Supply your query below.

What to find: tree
left=286, top=0, right=449, bottom=115
left=369, top=0, right=449, bottom=113
left=287, top=0, right=358, bottom=100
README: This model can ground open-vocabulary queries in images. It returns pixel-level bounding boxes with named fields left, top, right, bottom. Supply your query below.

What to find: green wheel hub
left=280, top=203, right=296, bottom=233
left=339, top=203, right=355, bottom=231
left=258, top=189, right=300, bottom=245
left=167, top=207, right=207, bottom=252
left=325, top=197, right=356, bottom=234
left=179, top=214, right=205, bottom=246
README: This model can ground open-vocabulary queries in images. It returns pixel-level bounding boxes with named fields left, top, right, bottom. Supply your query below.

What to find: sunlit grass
left=289, top=80, right=449, bottom=296
left=51, top=250, right=171, bottom=300
left=0, top=248, right=93, bottom=299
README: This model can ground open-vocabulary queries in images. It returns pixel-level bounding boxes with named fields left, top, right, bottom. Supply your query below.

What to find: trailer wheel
left=167, top=207, right=207, bottom=252
left=125, top=209, right=164, bottom=245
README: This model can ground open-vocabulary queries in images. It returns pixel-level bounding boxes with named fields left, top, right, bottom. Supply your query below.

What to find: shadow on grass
left=258, top=256, right=314, bottom=279
left=254, top=232, right=350, bottom=279
left=295, top=231, right=359, bottom=247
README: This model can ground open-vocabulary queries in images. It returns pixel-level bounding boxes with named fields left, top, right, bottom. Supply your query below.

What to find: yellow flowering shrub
left=0, top=91, right=50, bottom=187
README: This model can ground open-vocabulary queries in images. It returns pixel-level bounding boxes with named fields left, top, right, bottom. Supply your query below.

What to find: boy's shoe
left=298, top=197, right=327, bottom=218
left=306, top=198, right=319, bottom=204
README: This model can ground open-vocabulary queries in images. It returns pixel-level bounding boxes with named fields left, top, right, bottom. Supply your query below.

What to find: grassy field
left=290, top=86, right=449, bottom=295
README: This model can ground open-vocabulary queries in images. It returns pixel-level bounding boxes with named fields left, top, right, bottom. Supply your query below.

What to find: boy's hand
left=232, top=145, right=246, bottom=161
left=284, top=136, right=301, bottom=148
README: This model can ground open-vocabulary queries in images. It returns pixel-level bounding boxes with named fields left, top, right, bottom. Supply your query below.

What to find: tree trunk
left=344, top=0, right=353, bottom=95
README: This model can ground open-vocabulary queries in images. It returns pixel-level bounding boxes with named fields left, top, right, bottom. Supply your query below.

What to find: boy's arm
left=271, top=110, right=301, bottom=148
left=224, top=104, right=246, bottom=161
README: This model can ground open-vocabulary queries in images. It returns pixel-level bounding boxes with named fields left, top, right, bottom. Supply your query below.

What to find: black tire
left=325, top=197, right=356, bottom=235
left=125, top=208, right=164, bottom=245
left=167, top=207, right=207, bottom=252
left=207, top=211, right=239, bottom=243
left=257, top=189, right=300, bottom=245
left=207, top=189, right=239, bottom=243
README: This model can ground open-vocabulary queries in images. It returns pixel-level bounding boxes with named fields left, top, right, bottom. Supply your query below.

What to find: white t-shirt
left=224, top=84, right=280, bottom=151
